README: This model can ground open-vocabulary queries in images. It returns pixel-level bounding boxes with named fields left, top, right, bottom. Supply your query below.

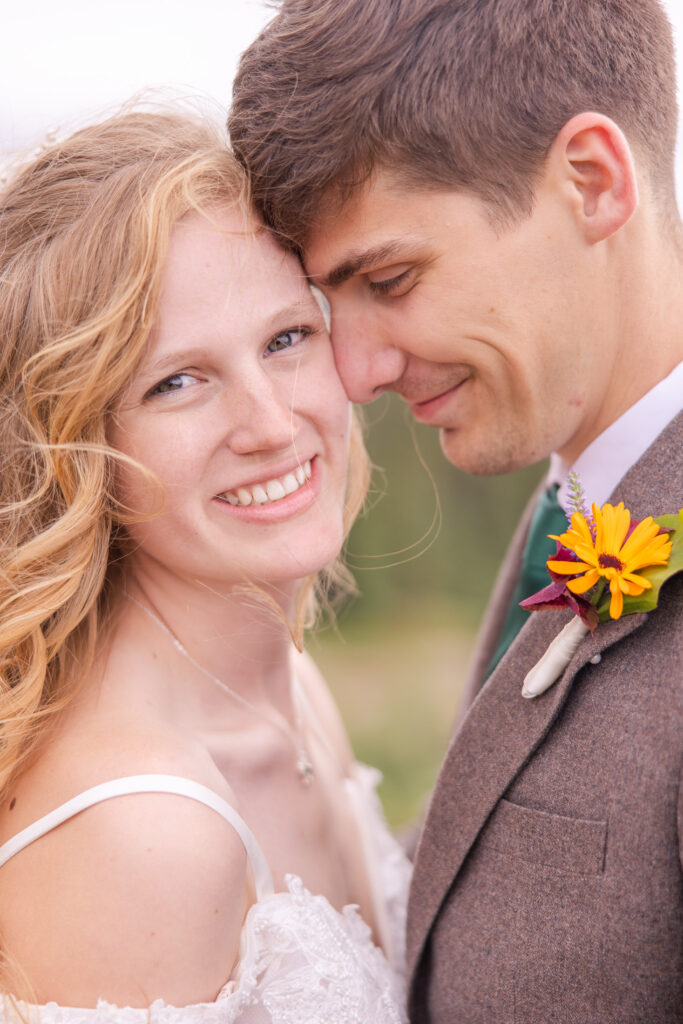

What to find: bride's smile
left=214, top=455, right=314, bottom=516
left=216, top=454, right=311, bottom=505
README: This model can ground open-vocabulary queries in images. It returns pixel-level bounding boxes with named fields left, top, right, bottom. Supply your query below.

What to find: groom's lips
left=407, top=378, right=470, bottom=424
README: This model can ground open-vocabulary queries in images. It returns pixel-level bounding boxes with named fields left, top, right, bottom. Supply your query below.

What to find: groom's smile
left=407, top=377, right=472, bottom=424
left=305, top=169, right=621, bottom=477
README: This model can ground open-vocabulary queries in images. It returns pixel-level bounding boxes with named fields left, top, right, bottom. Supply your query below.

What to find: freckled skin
left=109, top=206, right=352, bottom=590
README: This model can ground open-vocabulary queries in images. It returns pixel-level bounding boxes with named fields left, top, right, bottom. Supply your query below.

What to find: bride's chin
left=279, top=533, right=347, bottom=584
left=289, top=545, right=346, bottom=582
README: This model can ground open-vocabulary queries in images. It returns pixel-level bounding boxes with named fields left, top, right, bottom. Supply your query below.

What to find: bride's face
left=109, top=204, right=352, bottom=592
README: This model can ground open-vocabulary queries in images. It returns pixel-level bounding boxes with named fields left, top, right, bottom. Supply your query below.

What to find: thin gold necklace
left=124, top=591, right=315, bottom=786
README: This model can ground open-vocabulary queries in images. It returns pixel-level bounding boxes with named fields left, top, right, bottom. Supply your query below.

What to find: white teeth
left=265, top=479, right=286, bottom=501
left=282, top=473, right=299, bottom=495
left=221, top=459, right=314, bottom=508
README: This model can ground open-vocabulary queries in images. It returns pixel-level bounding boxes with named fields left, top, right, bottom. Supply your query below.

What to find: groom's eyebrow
left=313, top=240, right=410, bottom=289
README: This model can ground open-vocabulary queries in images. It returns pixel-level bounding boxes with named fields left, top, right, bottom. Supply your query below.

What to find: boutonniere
left=519, top=474, right=682, bottom=699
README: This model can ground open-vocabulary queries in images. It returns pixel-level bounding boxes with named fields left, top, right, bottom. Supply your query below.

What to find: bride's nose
left=224, top=374, right=298, bottom=455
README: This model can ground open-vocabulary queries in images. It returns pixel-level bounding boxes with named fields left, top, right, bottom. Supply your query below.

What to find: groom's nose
left=330, top=313, right=408, bottom=403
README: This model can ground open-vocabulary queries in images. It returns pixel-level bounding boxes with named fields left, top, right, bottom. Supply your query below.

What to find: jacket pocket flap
left=478, top=798, right=607, bottom=875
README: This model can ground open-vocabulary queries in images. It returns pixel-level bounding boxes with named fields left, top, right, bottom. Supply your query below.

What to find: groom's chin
left=439, top=427, right=548, bottom=476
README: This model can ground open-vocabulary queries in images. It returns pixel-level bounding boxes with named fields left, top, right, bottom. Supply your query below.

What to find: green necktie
left=484, top=484, right=568, bottom=681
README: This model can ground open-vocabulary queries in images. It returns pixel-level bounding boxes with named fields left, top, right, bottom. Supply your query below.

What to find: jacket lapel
left=407, top=603, right=647, bottom=982
left=458, top=484, right=542, bottom=712
left=460, top=406, right=682, bottom=715
left=459, top=402, right=681, bottom=714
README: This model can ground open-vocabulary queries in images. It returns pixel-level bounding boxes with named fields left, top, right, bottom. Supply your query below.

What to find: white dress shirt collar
left=548, top=361, right=683, bottom=509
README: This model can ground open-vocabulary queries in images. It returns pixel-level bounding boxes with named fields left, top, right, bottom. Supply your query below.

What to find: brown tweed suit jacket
left=407, top=412, right=683, bottom=1023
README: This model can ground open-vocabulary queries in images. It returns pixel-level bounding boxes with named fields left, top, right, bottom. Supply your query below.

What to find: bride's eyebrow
left=140, top=347, right=212, bottom=380
left=260, top=300, right=318, bottom=334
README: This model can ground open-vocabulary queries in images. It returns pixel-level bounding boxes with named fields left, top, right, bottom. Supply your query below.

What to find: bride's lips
left=408, top=378, right=470, bottom=424
left=212, top=457, right=319, bottom=523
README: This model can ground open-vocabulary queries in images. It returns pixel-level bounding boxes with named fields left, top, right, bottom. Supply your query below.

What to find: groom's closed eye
left=370, top=266, right=413, bottom=294
left=367, top=265, right=415, bottom=296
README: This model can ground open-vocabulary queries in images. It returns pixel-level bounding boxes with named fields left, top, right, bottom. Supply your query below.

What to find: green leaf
left=596, top=509, right=683, bottom=621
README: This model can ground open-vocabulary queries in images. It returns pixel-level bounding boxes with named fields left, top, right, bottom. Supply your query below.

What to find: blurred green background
left=310, top=394, right=545, bottom=828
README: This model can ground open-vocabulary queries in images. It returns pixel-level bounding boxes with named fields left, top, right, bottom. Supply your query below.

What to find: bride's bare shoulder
left=0, top=706, right=250, bottom=1006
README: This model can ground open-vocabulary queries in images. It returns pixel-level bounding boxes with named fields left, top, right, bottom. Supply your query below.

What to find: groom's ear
left=548, top=112, right=639, bottom=243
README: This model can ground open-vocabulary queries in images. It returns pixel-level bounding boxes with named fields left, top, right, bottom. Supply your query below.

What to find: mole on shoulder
left=9, top=797, right=16, bottom=811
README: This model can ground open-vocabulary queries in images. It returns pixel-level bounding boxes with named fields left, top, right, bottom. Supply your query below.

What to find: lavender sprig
left=564, top=471, right=594, bottom=533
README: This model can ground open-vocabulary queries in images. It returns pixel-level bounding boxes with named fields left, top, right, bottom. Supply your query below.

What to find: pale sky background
left=2, top=0, right=683, bottom=201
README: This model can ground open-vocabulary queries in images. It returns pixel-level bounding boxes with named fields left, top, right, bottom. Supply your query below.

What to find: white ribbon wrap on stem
left=522, top=617, right=590, bottom=698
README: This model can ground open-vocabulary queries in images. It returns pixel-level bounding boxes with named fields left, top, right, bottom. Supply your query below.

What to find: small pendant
left=296, top=754, right=314, bottom=786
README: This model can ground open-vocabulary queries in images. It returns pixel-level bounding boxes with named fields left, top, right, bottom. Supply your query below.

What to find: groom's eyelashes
left=367, top=267, right=415, bottom=297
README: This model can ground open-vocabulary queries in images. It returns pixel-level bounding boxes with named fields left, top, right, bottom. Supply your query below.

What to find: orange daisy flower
left=547, top=502, right=672, bottom=619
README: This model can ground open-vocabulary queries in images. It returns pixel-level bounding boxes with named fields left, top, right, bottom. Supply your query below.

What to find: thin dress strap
left=0, top=774, right=274, bottom=899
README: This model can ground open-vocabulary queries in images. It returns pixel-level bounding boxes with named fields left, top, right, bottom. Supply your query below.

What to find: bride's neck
left=119, top=558, right=299, bottom=711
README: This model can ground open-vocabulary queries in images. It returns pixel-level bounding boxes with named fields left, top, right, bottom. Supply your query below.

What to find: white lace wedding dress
left=0, top=766, right=410, bottom=1023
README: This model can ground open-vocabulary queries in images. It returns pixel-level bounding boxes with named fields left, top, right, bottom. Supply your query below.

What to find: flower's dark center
left=598, top=553, right=624, bottom=571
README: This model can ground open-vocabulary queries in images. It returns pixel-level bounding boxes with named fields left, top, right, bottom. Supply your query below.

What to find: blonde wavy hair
left=0, top=110, right=369, bottom=806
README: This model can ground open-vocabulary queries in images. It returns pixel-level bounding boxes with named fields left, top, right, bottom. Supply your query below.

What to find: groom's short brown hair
left=229, top=0, right=679, bottom=248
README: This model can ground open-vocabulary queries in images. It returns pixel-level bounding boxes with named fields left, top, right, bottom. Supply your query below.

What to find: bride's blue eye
left=265, top=327, right=311, bottom=355
left=149, top=373, right=197, bottom=395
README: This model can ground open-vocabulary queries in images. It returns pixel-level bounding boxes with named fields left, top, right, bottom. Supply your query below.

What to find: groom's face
left=305, top=171, right=612, bottom=474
